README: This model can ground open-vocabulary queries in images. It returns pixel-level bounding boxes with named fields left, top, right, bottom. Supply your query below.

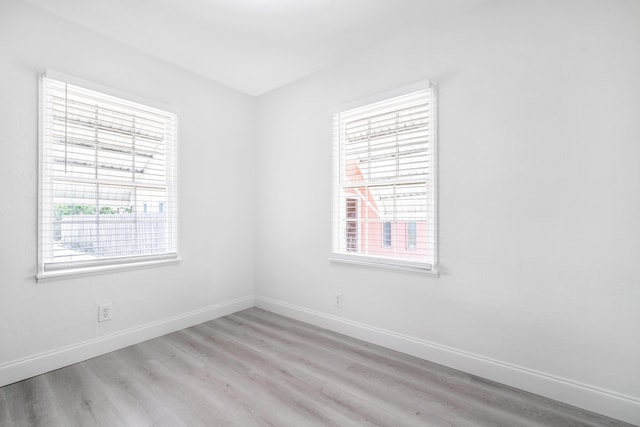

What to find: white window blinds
left=38, top=74, right=178, bottom=276
left=331, top=84, right=436, bottom=271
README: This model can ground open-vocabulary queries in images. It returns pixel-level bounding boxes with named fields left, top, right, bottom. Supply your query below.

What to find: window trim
left=37, top=70, right=180, bottom=280
left=329, top=253, right=435, bottom=274
left=330, top=81, right=438, bottom=274
left=36, top=255, right=181, bottom=281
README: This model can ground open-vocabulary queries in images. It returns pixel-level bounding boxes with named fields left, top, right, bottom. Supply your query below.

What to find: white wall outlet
left=334, top=292, right=343, bottom=308
left=98, top=303, right=112, bottom=322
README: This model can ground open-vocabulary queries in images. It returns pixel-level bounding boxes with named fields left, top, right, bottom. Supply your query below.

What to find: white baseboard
left=2, top=294, right=637, bottom=425
left=0, top=295, right=254, bottom=388
left=255, top=295, right=640, bottom=426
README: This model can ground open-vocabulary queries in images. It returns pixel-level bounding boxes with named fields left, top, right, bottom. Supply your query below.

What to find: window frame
left=37, top=70, right=180, bottom=280
left=330, top=82, right=438, bottom=274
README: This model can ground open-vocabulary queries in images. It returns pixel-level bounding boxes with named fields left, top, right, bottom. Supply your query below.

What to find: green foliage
left=54, top=204, right=132, bottom=216
left=55, top=204, right=96, bottom=216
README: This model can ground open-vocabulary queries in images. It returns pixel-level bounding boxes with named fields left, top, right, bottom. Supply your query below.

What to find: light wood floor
left=0, top=308, right=633, bottom=426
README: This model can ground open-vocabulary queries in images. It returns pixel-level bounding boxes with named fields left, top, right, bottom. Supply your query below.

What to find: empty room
left=1, top=0, right=639, bottom=425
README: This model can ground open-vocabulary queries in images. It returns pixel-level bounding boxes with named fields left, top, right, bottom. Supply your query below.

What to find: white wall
left=254, top=0, right=640, bottom=423
left=0, top=0, right=254, bottom=383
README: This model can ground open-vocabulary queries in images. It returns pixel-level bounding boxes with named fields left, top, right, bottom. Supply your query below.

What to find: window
left=331, top=83, right=437, bottom=271
left=382, top=221, right=392, bottom=247
left=406, top=221, right=417, bottom=250
left=38, top=73, right=178, bottom=278
left=346, top=198, right=359, bottom=252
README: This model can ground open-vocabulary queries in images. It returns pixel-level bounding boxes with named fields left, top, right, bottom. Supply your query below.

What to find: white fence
left=56, top=213, right=168, bottom=258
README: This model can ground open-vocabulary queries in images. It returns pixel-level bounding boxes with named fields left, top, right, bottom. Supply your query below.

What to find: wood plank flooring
left=0, top=308, right=634, bottom=426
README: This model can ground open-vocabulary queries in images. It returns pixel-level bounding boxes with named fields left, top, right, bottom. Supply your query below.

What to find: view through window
left=38, top=74, right=178, bottom=276
left=332, top=84, right=436, bottom=271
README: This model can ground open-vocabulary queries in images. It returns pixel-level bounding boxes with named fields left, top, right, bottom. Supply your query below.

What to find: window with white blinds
left=38, top=74, right=178, bottom=278
left=331, top=83, right=437, bottom=272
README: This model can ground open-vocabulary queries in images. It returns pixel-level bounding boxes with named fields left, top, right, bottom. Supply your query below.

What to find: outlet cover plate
left=334, top=292, right=343, bottom=308
left=98, top=303, right=112, bottom=322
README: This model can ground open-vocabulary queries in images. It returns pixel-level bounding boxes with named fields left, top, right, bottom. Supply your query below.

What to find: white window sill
left=329, top=253, right=438, bottom=275
left=36, top=257, right=180, bottom=281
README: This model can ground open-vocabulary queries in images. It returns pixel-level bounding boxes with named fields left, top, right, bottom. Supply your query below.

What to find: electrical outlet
left=98, top=303, right=112, bottom=322
left=334, top=292, right=343, bottom=308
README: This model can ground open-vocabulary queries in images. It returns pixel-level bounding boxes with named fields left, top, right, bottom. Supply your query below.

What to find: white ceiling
left=24, top=0, right=485, bottom=96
